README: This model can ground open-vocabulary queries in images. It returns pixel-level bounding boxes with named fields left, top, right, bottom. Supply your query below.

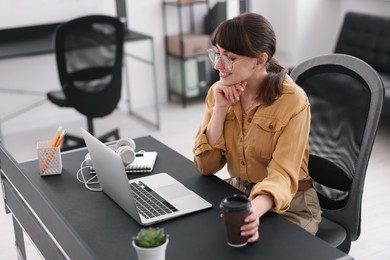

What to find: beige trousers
left=226, top=177, right=322, bottom=235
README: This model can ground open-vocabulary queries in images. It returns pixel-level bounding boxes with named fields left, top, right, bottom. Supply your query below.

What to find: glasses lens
left=221, top=56, right=233, bottom=71
left=207, top=48, right=234, bottom=71
left=208, top=49, right=217, bottom=63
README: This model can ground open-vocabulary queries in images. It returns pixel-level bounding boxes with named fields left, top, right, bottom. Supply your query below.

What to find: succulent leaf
left=134, top=227, right=167, bottom=248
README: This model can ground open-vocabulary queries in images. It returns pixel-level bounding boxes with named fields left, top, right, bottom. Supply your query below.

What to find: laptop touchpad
left=157, top=184, right=193, bottom=200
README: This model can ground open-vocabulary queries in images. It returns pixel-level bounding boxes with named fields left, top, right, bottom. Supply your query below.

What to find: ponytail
left=259, top=58, right=288, bottom=106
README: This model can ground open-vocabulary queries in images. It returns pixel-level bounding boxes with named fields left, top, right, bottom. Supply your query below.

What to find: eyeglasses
left=207, top=48, right=234, bottom=71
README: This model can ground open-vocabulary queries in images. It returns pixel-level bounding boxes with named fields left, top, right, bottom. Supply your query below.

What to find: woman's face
left=211, top=45, right=257, bottom=86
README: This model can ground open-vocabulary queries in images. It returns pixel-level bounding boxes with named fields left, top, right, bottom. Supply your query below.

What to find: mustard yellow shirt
left=193, top=75, right=310, bottom=213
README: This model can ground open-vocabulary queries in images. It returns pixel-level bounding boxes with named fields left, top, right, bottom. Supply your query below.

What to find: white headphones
left=84, top=137, right=136, bottom=167
left=78, top=138, right=137, bottom=192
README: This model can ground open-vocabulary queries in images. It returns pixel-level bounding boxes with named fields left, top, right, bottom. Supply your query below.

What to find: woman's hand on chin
left=214, top=81, right=247, bottom=108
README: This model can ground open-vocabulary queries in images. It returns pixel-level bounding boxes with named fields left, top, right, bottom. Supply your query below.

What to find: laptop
left=81, top=128, right=212, bottom=226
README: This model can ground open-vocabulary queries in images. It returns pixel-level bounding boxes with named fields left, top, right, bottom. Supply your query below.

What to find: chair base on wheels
left=61, top=129, right=120, bottom=151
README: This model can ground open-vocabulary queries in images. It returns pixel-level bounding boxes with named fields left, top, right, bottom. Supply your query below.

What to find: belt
left=226, top=177, right=254, bottom=196
left=298, top=178, right=314, bottom=192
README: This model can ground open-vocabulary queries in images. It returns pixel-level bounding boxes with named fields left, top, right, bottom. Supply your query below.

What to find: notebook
left=90, top=151, right=157, bottom=173
left=81, top=128, right=212, bottom=226
left=125, top=152, right=157, bottom=172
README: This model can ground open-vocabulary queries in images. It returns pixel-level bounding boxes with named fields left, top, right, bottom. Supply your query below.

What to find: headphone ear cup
left=116, top=138, right=136, bottom=165
left=116, top=146, right=136, bottom=165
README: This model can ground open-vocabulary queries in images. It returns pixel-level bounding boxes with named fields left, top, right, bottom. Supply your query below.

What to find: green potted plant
left=132, top=227, right=169, bottom=260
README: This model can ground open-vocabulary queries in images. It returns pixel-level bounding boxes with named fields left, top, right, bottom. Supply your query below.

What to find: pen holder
left=37, top=140, right=62, bottom=176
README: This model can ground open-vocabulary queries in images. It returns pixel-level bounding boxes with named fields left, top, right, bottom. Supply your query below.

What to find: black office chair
left=290, top=54, right=384, bottom=253
left=47, top=15, right=124, bottom=151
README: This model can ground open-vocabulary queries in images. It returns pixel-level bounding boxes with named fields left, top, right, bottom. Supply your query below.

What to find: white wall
left=341, top=0, right=390, bottom=17
left=0, top=0, right=115, bottom=29
left=296, top=0, right=341, bottom=64
left=126, top=0, right=167, bottom=107
left=252, top=0, right=340, bottom=67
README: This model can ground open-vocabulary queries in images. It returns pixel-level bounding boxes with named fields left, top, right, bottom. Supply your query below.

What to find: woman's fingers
left=247, top=231, right=259, bottom=243
left=214, top=81, right=248, bottom=107
left=241, top=209, right=260, bottom=243
left=221, top=86, right=237, bottom=103
left=222, top=82, right=247, bottom=103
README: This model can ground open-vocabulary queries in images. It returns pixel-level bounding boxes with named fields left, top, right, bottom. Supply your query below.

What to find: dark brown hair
left=211, top=13, right=288, bottom=105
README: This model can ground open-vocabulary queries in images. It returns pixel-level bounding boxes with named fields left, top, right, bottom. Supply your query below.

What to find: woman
left=193, top=13, right=321, bottom=243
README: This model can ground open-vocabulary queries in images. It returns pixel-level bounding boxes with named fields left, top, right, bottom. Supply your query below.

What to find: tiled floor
left=1, top=96, right=390, bottom=259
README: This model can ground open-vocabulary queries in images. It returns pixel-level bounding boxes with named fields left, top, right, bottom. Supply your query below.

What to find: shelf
left=162, top=0, right=211, bottom=107
left=166, top=33, right=210, bottom=58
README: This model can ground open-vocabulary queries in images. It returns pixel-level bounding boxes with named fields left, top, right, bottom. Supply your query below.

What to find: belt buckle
left=243, top=180, right=251, bottom=193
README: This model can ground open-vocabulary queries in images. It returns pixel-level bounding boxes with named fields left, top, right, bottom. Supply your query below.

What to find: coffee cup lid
left=220, top=194, right=251, bottom=212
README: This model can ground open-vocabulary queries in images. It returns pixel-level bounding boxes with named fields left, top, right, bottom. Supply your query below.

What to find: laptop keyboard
left=130, top=181, right=178, bottom=219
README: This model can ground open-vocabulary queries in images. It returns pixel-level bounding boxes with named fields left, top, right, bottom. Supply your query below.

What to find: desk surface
left=1, top=136, right=352, bottom=260
left=0, top=27, right=151, bottom=60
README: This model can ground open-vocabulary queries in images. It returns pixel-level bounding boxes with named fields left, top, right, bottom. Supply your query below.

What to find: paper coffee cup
left=220, top=194, right=251, bottom=247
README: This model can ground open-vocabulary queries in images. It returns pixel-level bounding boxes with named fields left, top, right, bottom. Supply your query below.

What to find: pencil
left=55, top=130, right=66, bottom=147
left=51, top=126, right=62, bottom=147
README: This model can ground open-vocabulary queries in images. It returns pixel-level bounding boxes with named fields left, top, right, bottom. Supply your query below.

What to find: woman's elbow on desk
left=193, top=161, right=217, bottom=175
left=193, top=157, right=224, bottom=176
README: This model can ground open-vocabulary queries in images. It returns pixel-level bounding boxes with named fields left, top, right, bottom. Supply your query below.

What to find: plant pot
left=132, top=239, right=169, bottom=260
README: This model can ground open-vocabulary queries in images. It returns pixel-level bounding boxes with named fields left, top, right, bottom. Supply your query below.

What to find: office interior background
left=1, top=0, right=390, bottom=259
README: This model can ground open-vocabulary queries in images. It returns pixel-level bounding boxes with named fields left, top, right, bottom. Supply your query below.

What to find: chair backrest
left=290, top=54, right=384, bottom=242
left=55, top=15, right=124, bottom=118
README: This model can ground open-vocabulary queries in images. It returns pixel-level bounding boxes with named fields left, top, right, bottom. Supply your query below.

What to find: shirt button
left=248, top=118, right=252, bottom=123
left=241, top=160, right=245, bottom=166
left=268, top=124, right=274, bottom=129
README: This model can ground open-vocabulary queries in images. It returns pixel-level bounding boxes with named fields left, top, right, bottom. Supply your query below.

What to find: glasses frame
left=207, top=48, right=234, bottom=71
